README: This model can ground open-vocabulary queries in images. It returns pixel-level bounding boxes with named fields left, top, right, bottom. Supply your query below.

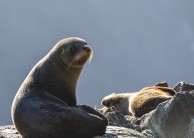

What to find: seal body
left=102, top=83, right=176, bottom=117
left=129, top=86, right=175, bottom=117
left=12, top=37, right=108, bottom=138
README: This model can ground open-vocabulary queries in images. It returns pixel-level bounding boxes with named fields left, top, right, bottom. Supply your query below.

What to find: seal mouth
left=64, top=46, right=93, bottom=73
left=74, top=46, right=93, bottom=65
left=74, top=55, right=90, bottom=65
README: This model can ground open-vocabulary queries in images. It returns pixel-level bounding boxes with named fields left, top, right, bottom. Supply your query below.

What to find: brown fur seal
left=102, top=82, right=176, bottom=117
left=11, top=37, right=108, bottom=138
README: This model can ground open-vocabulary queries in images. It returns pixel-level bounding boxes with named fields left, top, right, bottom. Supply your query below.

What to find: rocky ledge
left=1, top=82, right=194, bottom=138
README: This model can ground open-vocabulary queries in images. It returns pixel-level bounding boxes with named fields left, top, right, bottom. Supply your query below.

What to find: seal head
left=102, top=93, right=134, bottom=115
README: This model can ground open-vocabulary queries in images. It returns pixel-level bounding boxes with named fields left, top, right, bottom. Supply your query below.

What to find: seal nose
left=106, top=101, right=113, bottom=107
left=102, top=100, right=111, bottom=107
left=84, top=46, right=91, bottom=53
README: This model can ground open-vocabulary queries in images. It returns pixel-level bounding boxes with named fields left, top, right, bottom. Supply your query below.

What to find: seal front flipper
left=77, top=105, right=108, bottom=122
left=40, top=104, right=108, bottom=138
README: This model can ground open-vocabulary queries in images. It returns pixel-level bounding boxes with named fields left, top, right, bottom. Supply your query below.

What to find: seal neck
left=29, top=56, right=83, bottom=106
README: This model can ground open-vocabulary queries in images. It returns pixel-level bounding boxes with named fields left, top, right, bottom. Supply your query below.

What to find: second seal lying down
left=12, top=37, right=108, bottom=138
left=102, top=82, right=176, bottom=117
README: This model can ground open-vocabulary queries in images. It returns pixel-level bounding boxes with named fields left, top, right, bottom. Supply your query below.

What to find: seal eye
left=106, top=101, right=112, bottom=107
left=114, top=100, right=121, bottom=105
left=70, top=47, right=76, bottom=52
left=59, top=48, right=65, bottom=54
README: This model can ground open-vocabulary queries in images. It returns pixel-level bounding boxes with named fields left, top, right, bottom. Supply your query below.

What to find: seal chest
left=12, top=37, right=107, bottom=138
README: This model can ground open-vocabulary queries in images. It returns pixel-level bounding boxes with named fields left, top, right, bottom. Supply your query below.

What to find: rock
left=140, top=90, right=194, bottom=138
left=0, top=125, right=21, bottom=138
left=0, top=125, right=153, bottom=138
left=174, top=81, right=194, bottom=92
left=96, top=126, right=149, bottom=138
left=100, top=107, right=140, bottom=130
left=100, top=105, right=156, bottom=138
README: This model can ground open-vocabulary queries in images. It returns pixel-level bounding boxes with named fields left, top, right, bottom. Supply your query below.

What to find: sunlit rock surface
left=0, top=125, right=153, bottom=138
left=140, top=90, right=194, bottom=138
left=1, top=82, right=194, bottom=138
left=0, top=125, right=20, bottom=138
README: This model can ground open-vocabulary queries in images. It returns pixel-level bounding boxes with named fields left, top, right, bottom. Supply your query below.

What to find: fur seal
left=11, top=37, right=108, bottom=138
left=102, top=82, right=176, bottom=117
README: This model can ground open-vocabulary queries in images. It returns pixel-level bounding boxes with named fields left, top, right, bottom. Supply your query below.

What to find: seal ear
left=154, top=81, right=168, bottom=87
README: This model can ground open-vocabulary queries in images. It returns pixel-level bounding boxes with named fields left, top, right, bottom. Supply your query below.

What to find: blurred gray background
left=0, top=1, right=194, bottom=125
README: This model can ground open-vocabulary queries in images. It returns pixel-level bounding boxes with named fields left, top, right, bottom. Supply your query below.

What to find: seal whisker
left=88, top=50, right=93, bottom=64
left=73, top=52, right=86, bottom=65
left=64, top=51, right=84, bottom=73
left=72, top=53, right=82, bottom=66
left=64, top=57, right=78, bottom=73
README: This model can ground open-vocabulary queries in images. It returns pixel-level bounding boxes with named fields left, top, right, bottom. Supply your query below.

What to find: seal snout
left=84, top=46, right=91, bottom=53
left=83, top=46, right=93, bottom=63
left=101, top=99, right=109, bottom=107
left=103, top=101, right=113, bottom=107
